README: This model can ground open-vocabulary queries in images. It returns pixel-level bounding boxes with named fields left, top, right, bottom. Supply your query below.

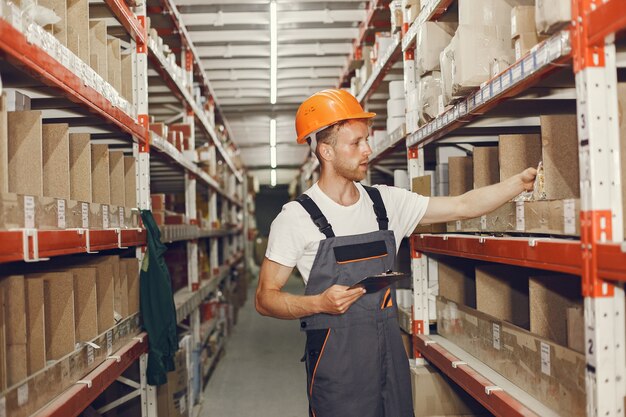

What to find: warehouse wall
left=256, top=185, right=290, bottom=236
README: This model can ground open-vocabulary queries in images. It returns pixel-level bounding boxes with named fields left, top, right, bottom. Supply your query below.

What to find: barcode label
left=455, top=220, right=462, bottom=231
left=82, top=203, right=89, bottom=228
left=541, top=342, right=551, bottom=376
left=57, top=199, right=66, bottom=229
left=87, top=344, right=95, bottom=365
left=493, top=323, right=501, bottom=350
left=119, top=207, right=125, bottom=227
left=24, top=196, right=35, bottom=229
left=0, top=396, right=6, bottom=417
left=516, top=201, right=525, bottom=231
left=102, top=205, right=109, bottom=229
left=107, top=330, right=113, bottom=355
left=17, top=384, right=28, bottom=406
left=480, top=215, right=487, bottom=231
left=564, top=199, right=576, bottom=235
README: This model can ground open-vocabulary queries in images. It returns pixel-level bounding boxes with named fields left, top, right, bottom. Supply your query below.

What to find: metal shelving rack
left=0, top=0, right=247, bottom=413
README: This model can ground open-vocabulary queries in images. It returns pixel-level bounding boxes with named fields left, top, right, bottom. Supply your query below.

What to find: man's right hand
left=317, top=285, right=366, bottom=315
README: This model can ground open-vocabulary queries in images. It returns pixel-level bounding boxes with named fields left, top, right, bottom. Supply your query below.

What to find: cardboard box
left=170, top=124, right=192, bottom=151
left=514, top=31, right=541, bottom=60
left=25, top=277, right=45, bottom=375
left=8, top=110, right=43, bottom=197
left=69, top=133, right=92, bottom=203
left=535, top=0, right=571, bottom=35
left=121, top=258, right=140, bottom=316
left=1, top=276, right=28, bottom=387
left=89, top=20, right=108, bottom=79
left=541, top=115, right=580, bottom=199
left=109, top=151, right=126, bottom=207
left=91, top=144, right=111, bottom=204
left=38, top=272, right=76, bottom=360
left=42, top=124, right=70, bottom=200
left=157, top=349, right=189, bottom=417
left=0, top=94, right=8, bottom=194
left=121, top=52, right=134, bottom=104
left=149, top=123, right=167, bottom=138
left=522, top=199, right=581, bottom=236
left=412, top=175, right=446, bottom=233
left=567, top=307, right=585, bottom=354
left=415, top=22, right=455, bottom=76
left=438, top=297, right=586, bottom=417
left=107, top=38, right=122, bottom=93
left=73, top=257, right=115, bottom=333
left=0, top=285, right=5, bottom=390
left=66, top=0, right=90, bottom=64
left=124, top=156, right=137, bottom=209
left=529, top=275, right=582, bottom=347
left=482, top=201, right=516, bottom=233
left=38, top=0, right=67, bottom=45
left=438, top=257, right=476, bottom=308
left=152, top=194, right=166, bottom=211
left=70, top=267, right=98, bottom=342
left=473, top=146, right=499, bottom=188
left=448, top=156, right=473, bottom=196
left=498, top=134, right=542, bottom=181
left=411, top=365, right=487, bottom=416
left=476, top=265, right=529, bottom=329
left=511, top=6, right=536, bottom=39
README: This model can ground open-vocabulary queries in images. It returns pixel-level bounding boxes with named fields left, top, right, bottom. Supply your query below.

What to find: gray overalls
left=297, top=186, right=413, bottom=417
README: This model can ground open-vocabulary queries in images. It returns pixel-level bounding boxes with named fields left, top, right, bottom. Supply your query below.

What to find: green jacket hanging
left=140, top=209, right=178, bottom=386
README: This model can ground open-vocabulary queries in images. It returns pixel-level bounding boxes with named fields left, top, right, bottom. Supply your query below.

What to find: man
left=256, top=89, right=536, bottom=417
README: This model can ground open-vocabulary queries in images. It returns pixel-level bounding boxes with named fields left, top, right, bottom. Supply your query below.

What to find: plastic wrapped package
left=416, top=22, right=456, bottom=76
left=535, top=0, right=571, bottom=35
left=417, top=71, right=442, bottom=124
left=458, top=0, right=512, bottom=27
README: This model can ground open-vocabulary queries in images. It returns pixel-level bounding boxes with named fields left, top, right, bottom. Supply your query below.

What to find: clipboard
left=349, top=271, right=409, bottom=293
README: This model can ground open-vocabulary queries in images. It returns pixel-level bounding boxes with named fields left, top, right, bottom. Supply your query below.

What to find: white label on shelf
left=57, top=199, right=66, bottom=229
left=87, top=344, right=95, bottom=365
left=564, top=199, right=576, bottom=235
left=516, top=201, right=525, bottom=231
left=512, top=64, right=523, bottom=83
left=119, top=207, right=125, bottom=227
left=492, top=323, right=501, bottom=350
left=17, top=384, right=28, bottom=406
left=455, top=220, right=462, bottom=231
left=102, top=204, right=109, bottom=229
left=107, top=330, right=113, bottom=355
left=541, top=342, right=551, bottom=376
left=0, top=397, right=6, bottom=417
left=24, top=196, right=35, bottom=229
left=82, top=202, right=89, bottom=228
left=179, top=395, right=186, bottom=413
left=480, top=215, right=487, bottom=231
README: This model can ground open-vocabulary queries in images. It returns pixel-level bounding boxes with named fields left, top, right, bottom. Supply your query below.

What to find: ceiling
left=173, top=0, right=370, bottom=185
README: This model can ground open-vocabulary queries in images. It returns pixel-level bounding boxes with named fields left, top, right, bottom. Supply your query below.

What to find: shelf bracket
left=115, top=228, right=129, bottom=249
left=485, top=386, right=503, bottom=395
left=76, top=379, right=93, bottom=389
left=19, top=229, right=50, bottom=263
left=451, top=361, right=467, bottom=369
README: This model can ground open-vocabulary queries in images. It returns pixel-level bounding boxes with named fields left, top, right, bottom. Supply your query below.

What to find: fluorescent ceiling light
left=271, top=169, right=277, bottom=187
left=270, top=1, right=277, bottom=104
left=270, top=146, right=277, bottom=168
left=270, top=118, right=276, bottom=146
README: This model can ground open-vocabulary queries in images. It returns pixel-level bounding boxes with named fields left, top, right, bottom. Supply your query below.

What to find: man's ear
left=318, top=143, right=333, bottom=162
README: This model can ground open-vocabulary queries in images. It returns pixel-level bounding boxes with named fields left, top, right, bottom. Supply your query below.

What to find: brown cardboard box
left=8, top=110, right=43, bottom=196
left=42, top=124, right=70, bottom=200
left=0, top=94, right=8, bottom=194
left=411, top=364, right=487, bottom=416
left=514, top=32, right=541, bottom=60
left=151, top=193, right=166, bottom=211
left=25, top=277, right=45, bottom=375
left=437, top=297, right=586, bottom=417
left=75, top=257, right=115, bottom=333
left=91, top=144, right=111, bottom=204
left=107, top=38, right=122, bottom=93
left=0, top=285, right=5, bottom=390
left=483, top=202, right=516, bottom=232
left=39, top=0, right=67, bottom=44
left=170, top=124, right=192, bottom=151
left=438, top=257, right=476, bottom=308
left=511, top=6, right=536, bottom=39
left=0, top=193, right=22, bottom=230
left=121, top=258, right=140, bottom=315
left=109, top=151, right=125, bottom=207
left=69, top=133, right=92, bottom=203
left=522, top=199, right=581, bottom=236
left=66, top=0, right=90, bottom=64
left=412, top=175, right=446, bottom=233
left=70, top=267, right=98, bottom=342
left=124, top=156, right=137, bottom=209
left=156, top=349, right=189, bottom=417
left=89, top=20, right=107, bottom=79
left=473, top=146, right=499, bottom=188
left=541, top=115, right=580, bottom=199
left=529, top=275, right=582, bottom=346
left=476, top=265, right=529, bottom=329
left=448, top=156, right=473, bottom=196
left=567, top=306, right=585, bottom=353
left=37, top=272, right=76, bottom=360
left=1, top=276, right=28, bottom=387
left=121, top=52, right=134, bottom=104
left=149, top=123, right=167, bottom=138
left=499, top=134, right=542, bottom=181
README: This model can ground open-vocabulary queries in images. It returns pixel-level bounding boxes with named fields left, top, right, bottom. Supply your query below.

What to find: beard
left=333, top=158, right=367, bottom=182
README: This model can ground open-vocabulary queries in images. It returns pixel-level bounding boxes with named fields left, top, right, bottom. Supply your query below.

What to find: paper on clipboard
left=349, top=271, right=409, bottom=293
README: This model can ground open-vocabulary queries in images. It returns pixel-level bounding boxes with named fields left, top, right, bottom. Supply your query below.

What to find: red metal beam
left=427, top=0, right=455, bottom=21
left=35, top=334, right=148, bottom=417
left=412, top=234, right=582, bottom=276
left=414, top=335, right=539, bottom=417
left=0, top=21, right=149, bottom=145
left=587, top=0, right=626, bottom=47
left=596, top=242, right=626, bottom=282
left=103, top=0, right=146, bottom=44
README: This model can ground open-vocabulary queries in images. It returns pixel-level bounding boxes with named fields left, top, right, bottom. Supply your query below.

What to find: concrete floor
left=201, top=274, right=309, bottom=417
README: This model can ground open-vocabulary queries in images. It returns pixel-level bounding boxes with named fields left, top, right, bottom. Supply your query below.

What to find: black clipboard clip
left=349, top=271, right=409, bottom=293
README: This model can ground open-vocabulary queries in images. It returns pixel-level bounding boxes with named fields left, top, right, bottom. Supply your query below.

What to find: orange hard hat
left=295, top=89, right=376, bottom=144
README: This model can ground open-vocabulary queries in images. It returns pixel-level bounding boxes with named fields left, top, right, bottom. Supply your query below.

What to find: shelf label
left=119, top=207, right=125, bottom=227
left=24, top=196, right=35, bottom=229
left=480, top=215, right=487, bottom=231
left=541, top=342, right=551, bottom=376
left=17, top=384, right=28, bottom=406
left=82, top=203, right=89, bottom=228
left=57, top=199, right=66, bottom=229
left=0, top=397, right=6, bottom=417
left=492, top=323, right=501, bottom=350
left=179, top=395, right=186, bottom=413
left=106, top=330, right=113, bottom=355
left=516, top=201, right=525, bottom=231
left=103, top=204, right=109, bottom=229
left=455, top=220, right=462, bottom=231
left=87, top=344, right=95, bottom=366
left=564, top=199, right=576, bottom=235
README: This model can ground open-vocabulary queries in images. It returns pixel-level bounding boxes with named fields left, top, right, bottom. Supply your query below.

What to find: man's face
left=329, top=120, right=372, bottom=182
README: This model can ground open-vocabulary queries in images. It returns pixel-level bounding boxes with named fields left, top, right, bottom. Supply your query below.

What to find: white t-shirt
left=266, top=182, right=430, bottom=284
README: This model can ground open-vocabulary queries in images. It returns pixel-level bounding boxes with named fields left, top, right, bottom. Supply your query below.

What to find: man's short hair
left=306, top=118, right=372, bottom=162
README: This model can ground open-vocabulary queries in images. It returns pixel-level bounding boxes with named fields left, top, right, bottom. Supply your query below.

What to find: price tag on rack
left=17, top=384, right=28, bottom=407
left=516, top=201, right=525, bottom=231
left=492, top=323, right=501, bottom=350
left=102, top=205, right=109, bottom=229
left=480, top=215, right=487, bottom=231
left=87, top=344, right=95, bottom=365
left=0, top=396, right=6, bottom=417
left=512, top=64, right=523, bottom=84
left=119, top=207, right=125, bottom=228
left=455, top=220, right=462, bottom=231
left=106, top=330, right=113, bottom=355
left=82, top=202, right=89, bottom=229
left=57, top=199, right=66, bottom=229
left=563, top=199, right=576, bottom=235
left=541, top=342, right=551, bottom=376
left=24, top=196, right=35, bottom=229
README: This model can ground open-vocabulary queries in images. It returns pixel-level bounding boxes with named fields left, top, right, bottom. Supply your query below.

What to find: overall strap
left=295, top=194, right=335, bottom=238
left=362, top=185, right=389, bottom=231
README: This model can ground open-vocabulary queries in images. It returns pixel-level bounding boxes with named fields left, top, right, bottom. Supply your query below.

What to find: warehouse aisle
left=201, top=274, right=308, bottom=417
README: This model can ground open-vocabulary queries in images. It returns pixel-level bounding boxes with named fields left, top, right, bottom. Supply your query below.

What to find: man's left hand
left=520, top=167, right=537, bottom=192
